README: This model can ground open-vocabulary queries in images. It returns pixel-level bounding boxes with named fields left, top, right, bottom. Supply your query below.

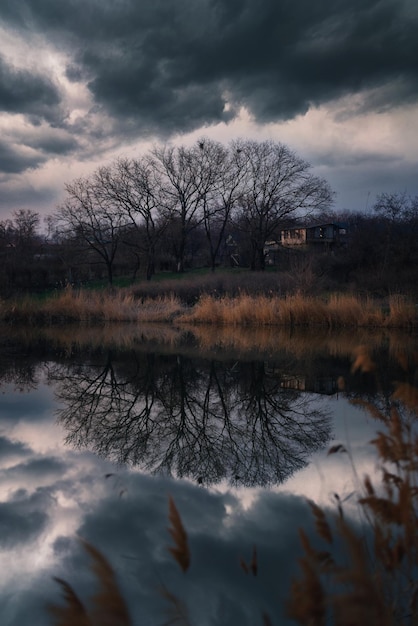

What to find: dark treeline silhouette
left=0, top=139, right=417, bottom=295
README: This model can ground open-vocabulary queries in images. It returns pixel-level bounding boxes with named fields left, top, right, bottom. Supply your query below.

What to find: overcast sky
left=0, top=0, right=417, bottom=221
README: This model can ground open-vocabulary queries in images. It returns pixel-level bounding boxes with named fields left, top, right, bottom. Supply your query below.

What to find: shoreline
left=1, top=289, right=417, bottom=329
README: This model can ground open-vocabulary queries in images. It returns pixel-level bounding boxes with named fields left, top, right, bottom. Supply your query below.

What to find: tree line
left=0, top=138, right=417, bottom=295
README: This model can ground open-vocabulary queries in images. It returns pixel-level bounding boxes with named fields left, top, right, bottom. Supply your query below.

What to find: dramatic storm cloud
left=0, top=0, right=417, bottom=215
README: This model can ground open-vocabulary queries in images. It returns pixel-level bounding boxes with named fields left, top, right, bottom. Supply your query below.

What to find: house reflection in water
left=264, top=365, right=339, bottom=395
left=279, top=374, right=338, bottom=395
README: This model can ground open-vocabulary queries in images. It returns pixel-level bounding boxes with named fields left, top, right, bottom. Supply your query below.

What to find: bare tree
left=55, top=177, right=129, bottom=285
left=373, top=191, right=415, bottom=223
left=150, top=142, right=209, bottom=272
left=54, top=137, right=335, bottom=280
left=372, top=192, right=418, bottom=288
left=0, top=209, right=41, bottom=291
left=93, top=157, right=166, bottom=280
left=234, top=139, right=334, bottom=270
left=197, top=138, right=247, bottom=271
left=11, top=209, right=40, bottom=244
left=51, top=351, right=330, bottom=487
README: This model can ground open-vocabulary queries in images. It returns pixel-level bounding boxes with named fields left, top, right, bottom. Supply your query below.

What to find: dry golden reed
left=288, top=348, right=418, bottom=626
left=159, top=583, right=192, bottom=626
left=167, top=496, right=191, bottom=573
left=47, top=539, right=132, bottom=626
left=178, top=292, right=417, bottom=328
left=3, top=287, right=186, bottom=324
left=48, top=578, right=91, bottom=626
left=3, top=287, right=417, bottom=327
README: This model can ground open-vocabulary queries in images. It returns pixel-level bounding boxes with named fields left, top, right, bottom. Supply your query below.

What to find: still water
left=0, top=324, right=417, bottom=625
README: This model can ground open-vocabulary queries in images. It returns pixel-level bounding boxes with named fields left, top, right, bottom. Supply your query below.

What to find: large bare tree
left=56, top=177, right=129, bottom=285
left=150, top=140, right=226, bottom=272
left=93, top=157, right=166, bottom=280
left=197, top=138, right=247, bottom=271
left=234, top=139, right=334, bottom=270
left=54, top=138, right=334, bottom=281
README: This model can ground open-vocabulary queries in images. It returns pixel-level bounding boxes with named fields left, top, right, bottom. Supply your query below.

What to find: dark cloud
left=28, top=133, right=79, bottom=155
left=0, top=0, right=417, bottom=216
left=1, top=0, right=417, bottom=136
left=0, top=55, right=61, bottom=123
left=5, top=457, right=67, bottom=480
left=316, top=149, right=402, bottom=168
left=0, top=139, right=47, bottom=174
left=0, top=178, right=61, bottom=212
left=0, top=489, right=49, bottom=548
left=320, top=157, right=418, bottom=211
left=0, top=384, right=57, bottom=423
left=0, top=436, right=30, bottom=459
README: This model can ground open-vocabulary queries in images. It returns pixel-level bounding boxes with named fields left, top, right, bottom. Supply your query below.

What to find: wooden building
left=280, top=222, right=347, bottom=248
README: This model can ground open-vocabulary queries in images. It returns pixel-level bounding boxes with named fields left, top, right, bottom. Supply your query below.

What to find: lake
left=0, top=323, right=416, bottom=625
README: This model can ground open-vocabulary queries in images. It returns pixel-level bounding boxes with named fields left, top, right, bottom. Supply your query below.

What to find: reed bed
left=325, top=293, right=384, bottom=327
left=387, top=294, right=417, bottom=327
left=1, top=288, right=186, bottom=324
left=178, top=292, right=418, bottom=328
left=1, top=288, right=417, bottom=328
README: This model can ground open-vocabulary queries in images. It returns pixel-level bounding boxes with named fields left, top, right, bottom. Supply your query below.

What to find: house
left=280, top=222, right=348, bottom=248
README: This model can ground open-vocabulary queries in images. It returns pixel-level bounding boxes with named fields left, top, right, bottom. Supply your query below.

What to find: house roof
left=281, top=221, right=348, bottom=231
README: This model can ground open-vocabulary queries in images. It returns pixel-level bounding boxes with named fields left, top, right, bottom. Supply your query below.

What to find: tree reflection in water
left=48, top=350, right=331, bottom=487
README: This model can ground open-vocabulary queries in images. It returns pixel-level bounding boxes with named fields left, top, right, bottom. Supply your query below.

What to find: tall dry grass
left=2, top=287, right=186, bottom=324
left=387, top=294, right=417, bottom=328
left=178, top=292, right=418, bottom=328
left=2, top=288, right=417, bottom=328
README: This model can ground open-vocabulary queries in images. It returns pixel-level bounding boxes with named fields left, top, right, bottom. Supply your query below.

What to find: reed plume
left=287, top=347, right=418, bottom=625
left=47, top=577, right=91, bottom=626
left=167, top=496, right=191, bottom=573
left=47, top=539, right=132, bottom=626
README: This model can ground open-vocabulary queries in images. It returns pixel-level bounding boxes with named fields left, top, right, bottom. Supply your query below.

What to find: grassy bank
left=1, top=287, right=417, bottom=328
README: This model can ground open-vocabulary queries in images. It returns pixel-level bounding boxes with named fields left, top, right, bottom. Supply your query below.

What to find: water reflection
left=47, top=352, right=331, bottom=487
left=1, top=325, right=418, bottom=625
left=2, top=324, right=418, bottom=492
